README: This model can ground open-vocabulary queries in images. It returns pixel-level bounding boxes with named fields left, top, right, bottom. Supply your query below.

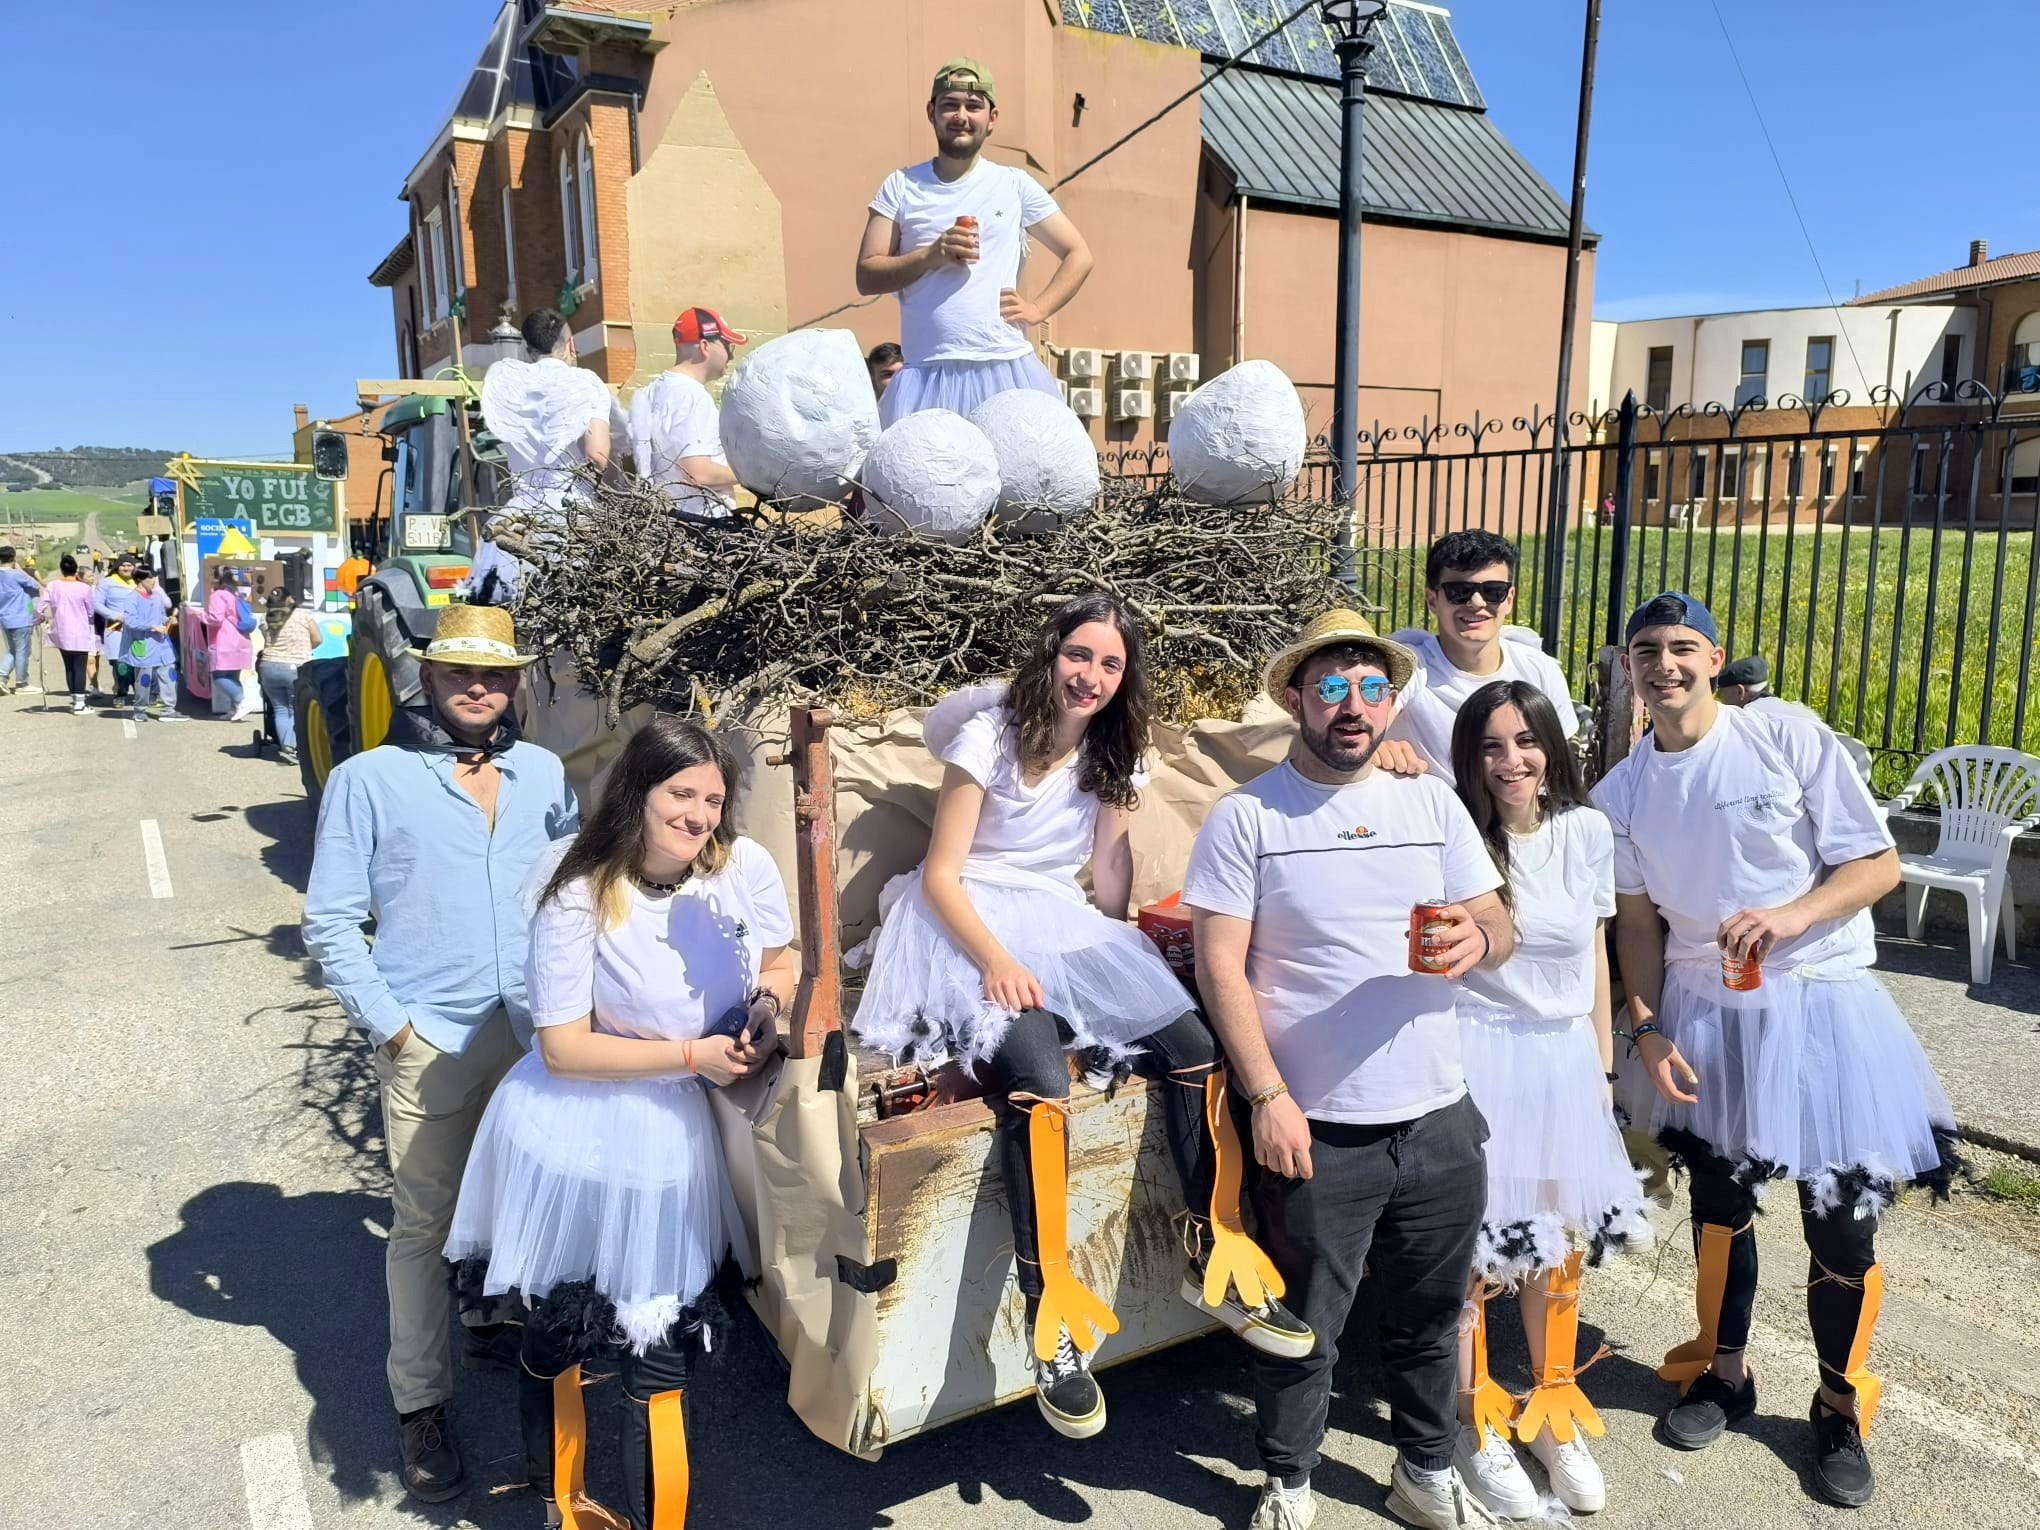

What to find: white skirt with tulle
left=1459, top=1005, right=1653, bottom=1285
left=850, top=870, right=1195, bottom=1069
left=1650, top=958, right=1957, bottom=1205
left=445, top=1050, right=748, bottom=1351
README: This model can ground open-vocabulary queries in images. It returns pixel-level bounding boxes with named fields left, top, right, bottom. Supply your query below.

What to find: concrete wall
left=1602, top=304, right=1974, bottom=411
left=1238, top=209, right=1594, bottom=448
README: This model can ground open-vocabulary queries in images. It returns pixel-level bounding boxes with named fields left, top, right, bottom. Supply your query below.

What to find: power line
left=1707, top=0, right=1878, bottom=404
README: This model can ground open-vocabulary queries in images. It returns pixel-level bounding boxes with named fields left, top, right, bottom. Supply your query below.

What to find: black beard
left=1301, top=717, right=1380, bottom=774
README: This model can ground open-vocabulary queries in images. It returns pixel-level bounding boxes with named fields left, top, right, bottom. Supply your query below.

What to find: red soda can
left=1409, top=899, right=1453, bottom=974
left=1722, top=949, right=1763, bottom=991
left=956, top=215, right=977, bottom=231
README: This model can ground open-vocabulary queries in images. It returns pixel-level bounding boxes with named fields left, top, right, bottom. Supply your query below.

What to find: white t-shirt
left=1183, top=764, right=1503, bottom=1124
left=1590, top=701, right=1893, bottom=972
left=923, top=684, right=1102, bottom=902
left=869, top=160, right=1059, bottom=365
left=628, top=372, right=734, bottom=518
left=1386, top=627, right=1578, bottom=782
left=525, top=837, right=795, bottom=1039
left=1456, top=807, right=1614, bottom=1021
left=480, top=356, right=614, bottom=515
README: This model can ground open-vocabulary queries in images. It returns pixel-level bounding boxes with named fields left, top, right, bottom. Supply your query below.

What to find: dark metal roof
left=1063, top=0, right=1484, bottom=110
left=1200, top=64, right=1584, bottom=244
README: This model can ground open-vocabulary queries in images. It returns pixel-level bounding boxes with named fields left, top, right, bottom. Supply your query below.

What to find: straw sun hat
left=416, top=604, right=538, bottom=669
left=1260, top=609, right=1419, bottom=706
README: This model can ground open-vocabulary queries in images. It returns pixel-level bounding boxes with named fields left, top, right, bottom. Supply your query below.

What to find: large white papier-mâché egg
left=720, top=329, right=880, bottom=510
left=966, top=388, right=1101, bottom=533
left=860, top=410, right=1002, bottom=543
left=1168, top=359, right=1307, bottom=505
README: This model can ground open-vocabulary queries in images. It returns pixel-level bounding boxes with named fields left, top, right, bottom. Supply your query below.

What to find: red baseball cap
left=673, top=307, right=746, bottom=348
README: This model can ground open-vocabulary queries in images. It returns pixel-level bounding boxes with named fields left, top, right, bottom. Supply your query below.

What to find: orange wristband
left=682, top=1039, right=695, bottom=1073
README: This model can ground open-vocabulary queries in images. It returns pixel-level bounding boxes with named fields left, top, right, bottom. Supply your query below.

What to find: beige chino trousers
left=373, top=1011, right=522, bottom=1413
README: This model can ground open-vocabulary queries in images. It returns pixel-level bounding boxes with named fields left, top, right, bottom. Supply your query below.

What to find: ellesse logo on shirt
left=1336, top=825, right=1376, bottom=841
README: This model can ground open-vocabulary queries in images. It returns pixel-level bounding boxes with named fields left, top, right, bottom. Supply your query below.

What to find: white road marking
left=139, top=819, right=174, bottom=899
left=239, top=1433, right=314, bottom=1530
left=121, top=719, right=137, bottom=740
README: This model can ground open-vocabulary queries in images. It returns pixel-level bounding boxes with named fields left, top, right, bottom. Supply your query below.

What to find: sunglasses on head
left=1438, top=579, right=1514, bottom=607
left=1316, top=674, right=1394, bottom=706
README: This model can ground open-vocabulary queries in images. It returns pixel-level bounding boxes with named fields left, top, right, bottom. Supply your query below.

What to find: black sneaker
left=1660, top=1369, right=1758, bottom=1450
left=1032, top=1325, right=1106, bottom=1439
left=1182, top=1253, right=1315, bottom=1359
left=1810, top=1395, right=1875, bottom=1507
left=396, top=1403, right=466, bottom=1502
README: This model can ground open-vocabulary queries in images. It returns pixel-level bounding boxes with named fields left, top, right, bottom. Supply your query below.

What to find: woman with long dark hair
left=853, top=592, right=1309, bottom=1441
left=447, top=717, right=794, bottom=1530
left=1444, top=680, right=1649, bottom=1519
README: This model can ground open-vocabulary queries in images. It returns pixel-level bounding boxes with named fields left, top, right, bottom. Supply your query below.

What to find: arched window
left=559, top=148, right=582, bottom=286
left=576, top=130, right=600, bottom=289
left=2014, top=310, right=2040, bottom=372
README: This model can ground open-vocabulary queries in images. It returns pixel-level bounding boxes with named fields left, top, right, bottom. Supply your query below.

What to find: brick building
left=371, top=0, right=1594, bottom=450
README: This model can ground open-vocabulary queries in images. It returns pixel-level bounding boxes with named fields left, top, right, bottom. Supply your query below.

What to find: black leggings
left=976, top=1007, right=1219, bottom=1300
left=59, top=650, right=88, bottom=696
left=518, top=1297, right=695, bottom=1530
left=1687, top=1149, right=1881, bottom=1399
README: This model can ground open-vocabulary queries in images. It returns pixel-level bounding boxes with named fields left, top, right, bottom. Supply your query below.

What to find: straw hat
left=417, top=604, right=538, bottom=669
left=1261, top=609, right=1418, bottom=705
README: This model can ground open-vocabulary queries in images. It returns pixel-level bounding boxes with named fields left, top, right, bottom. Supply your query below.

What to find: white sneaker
left=1248, top=1479, right=1317, bottom=1529
left=16, top=684, right=41, bottom=695
left=1401, top=1445, right=1508, bottom=1526
left=1525, top=1425, right=1605, bottom=1513
left=71, top=696, right=87, bottom=713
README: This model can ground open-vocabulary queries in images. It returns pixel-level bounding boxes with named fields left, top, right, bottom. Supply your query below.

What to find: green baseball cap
left=931, top=58, right=994, bottom=105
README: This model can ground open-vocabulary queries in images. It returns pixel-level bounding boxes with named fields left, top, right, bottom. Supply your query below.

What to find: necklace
left=635, top=869, right=688, bottom=896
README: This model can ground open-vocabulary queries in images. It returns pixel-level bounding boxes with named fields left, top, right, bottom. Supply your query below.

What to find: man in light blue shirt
left=303, top=605, right=578, bottom=1504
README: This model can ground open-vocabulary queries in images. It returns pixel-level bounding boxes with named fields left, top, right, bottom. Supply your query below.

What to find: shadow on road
left=246, top=797, right=317, bottom=894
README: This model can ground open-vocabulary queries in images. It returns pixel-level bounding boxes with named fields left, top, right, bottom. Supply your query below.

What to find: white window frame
left=576, top=130, right=600, bottom=290
left=559, top=149, right=582, bottom=285
left=1719, top=447, right=1742, bottom=499
left=500, top=185, right=519, bottom=309
left=423, top=207, right=450, bottom=324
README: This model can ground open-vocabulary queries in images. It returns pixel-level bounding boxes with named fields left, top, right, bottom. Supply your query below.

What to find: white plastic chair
left=1837, top=732, right=1873, bottom=786
left=1882, top=746, right=2040, bottom=984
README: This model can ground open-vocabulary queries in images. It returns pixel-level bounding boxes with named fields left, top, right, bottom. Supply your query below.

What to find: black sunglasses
left=1437, top=579, right=1514, bottom=607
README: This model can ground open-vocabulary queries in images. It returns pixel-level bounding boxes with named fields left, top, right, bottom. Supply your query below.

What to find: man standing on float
left=856, top=59, right=1093, bottom=425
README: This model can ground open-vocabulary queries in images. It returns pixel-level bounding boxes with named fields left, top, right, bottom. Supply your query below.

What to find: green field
left=1362, top=526, right=2040, bottom=793
left=0, top=484, right=151, bottom=552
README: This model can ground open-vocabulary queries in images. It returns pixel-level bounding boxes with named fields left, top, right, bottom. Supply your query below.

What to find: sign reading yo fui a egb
left=179, top=466, right=339, bottom=536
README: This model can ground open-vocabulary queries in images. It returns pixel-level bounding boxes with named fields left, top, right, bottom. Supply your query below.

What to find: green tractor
left=294, top=388, right=502, bottom=806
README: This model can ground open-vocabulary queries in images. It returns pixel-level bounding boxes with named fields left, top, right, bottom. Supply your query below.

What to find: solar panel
left=1062, top=0, right=1484, bottom=111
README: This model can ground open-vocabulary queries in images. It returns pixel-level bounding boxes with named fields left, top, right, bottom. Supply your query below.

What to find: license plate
left=403, top=514, right=448, bottom=551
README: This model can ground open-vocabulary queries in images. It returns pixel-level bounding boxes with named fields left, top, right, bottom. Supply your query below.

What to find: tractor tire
left=295, top=658, right=352, bottom=808
left=349, top=580, right=427, bottom=752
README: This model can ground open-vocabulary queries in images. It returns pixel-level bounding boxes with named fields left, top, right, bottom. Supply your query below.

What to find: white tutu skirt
left=1652, top=960, right=1957, bottom=1197
left=1460, top=1007, right=1653, bottom=1285
left=446, top=1051, right=748, bottom=1351
left=851, top=872, right=1195, bottom=1068
left=879, top=354, right=1061, bottom=426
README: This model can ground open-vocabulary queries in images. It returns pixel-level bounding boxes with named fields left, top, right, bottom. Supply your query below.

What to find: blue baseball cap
left=1624, top=592, right=1719, bottom=646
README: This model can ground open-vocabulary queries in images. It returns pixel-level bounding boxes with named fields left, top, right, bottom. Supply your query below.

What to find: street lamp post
left=1323, top=0, right=1387, bottom=590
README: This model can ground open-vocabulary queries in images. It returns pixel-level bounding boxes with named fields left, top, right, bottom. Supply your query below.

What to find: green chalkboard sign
left=181, top=467, right=339, bottom=536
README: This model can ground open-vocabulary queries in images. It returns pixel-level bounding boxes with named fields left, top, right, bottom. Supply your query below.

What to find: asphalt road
left=2, top=675, right=2037, bottom=1530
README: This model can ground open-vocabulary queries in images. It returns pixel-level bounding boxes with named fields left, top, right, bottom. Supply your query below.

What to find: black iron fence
left=1102, top=383, right=2040, bottom=789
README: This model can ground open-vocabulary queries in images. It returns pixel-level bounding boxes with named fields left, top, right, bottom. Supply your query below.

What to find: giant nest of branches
left=502, top=474, right=1353, bottom=727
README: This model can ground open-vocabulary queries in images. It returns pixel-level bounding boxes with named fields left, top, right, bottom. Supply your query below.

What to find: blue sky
left=3, top=1, right=2034, bottom=455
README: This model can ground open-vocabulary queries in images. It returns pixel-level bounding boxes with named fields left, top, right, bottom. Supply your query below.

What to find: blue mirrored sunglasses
left=1317, top=674, right=1394, bottom=706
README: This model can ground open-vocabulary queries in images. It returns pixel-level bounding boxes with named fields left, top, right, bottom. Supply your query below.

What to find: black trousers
left=976, top=1007, right=1218, bottom=1301
left=1686, top=1148, right=1880, bottom=1399
left=519, top=1303, right=694, bottom=1530
left=1246, top=1092, right=1489, bottom=1479
left=60, top=650, right=88, bottom=695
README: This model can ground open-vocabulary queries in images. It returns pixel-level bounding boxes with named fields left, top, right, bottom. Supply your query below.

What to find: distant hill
left=0, top=447, right=174, bottom=490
